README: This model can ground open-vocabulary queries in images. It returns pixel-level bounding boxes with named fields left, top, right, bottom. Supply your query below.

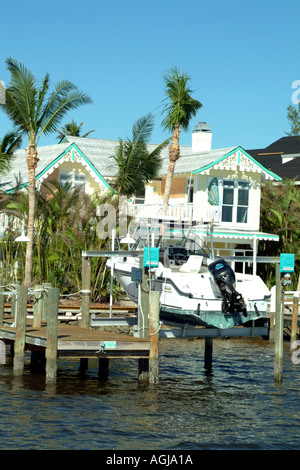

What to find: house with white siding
left=0, top=122, right=282, bottom=273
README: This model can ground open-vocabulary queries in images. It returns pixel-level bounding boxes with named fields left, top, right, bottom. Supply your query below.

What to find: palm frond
left=3, top=57, right=38, bottom=135
left=37, top=81, right=93, bottom=141
left=161, top=66, right=202, bottom=132
left=110, top=113, right=168, bottom=196
left=0, top=130, right=22, bottom=175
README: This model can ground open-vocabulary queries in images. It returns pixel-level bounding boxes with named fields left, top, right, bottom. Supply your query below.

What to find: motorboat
left=106, top=218, right=271, bottom=329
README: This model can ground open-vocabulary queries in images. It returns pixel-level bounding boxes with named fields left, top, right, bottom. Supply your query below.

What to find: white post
left=109, top=229, right=115, bottom=317
left=253, top=235, right=257, bottom=275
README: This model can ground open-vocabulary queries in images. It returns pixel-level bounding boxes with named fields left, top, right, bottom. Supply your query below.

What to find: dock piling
left=290, top=294, right=299, bottom=351
left=11, top=281, right=21, bottom=320
left=138, top=264, right=150, bottom=382
left=45, top=287, right=60, bottom=384
left=149, top=290, right=160, bottom=384
left=33, top=285, right=43, bottom=327
left=0, top=286, right=4, bottom=326
left=42, top=283, right=52, bottom=323
left=13, top=285, right=28, bottom=376
left=81, top=256, right=91, bottom=329
left=274, top=263, right=284, bottom=383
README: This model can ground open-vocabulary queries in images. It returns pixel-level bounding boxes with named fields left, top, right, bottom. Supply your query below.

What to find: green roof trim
left=193, top=229, right=279, bottom=240
left=6, top=142, right=114, bottom=193
left=192, top=146, right=282, bottom=181
left=36, top=143, right=112, bottom=190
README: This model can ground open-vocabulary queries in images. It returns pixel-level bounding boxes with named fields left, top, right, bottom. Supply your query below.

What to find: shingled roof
left=0, top=134, right=283, bottom=192
left=247, top=136, right=300, bottom=181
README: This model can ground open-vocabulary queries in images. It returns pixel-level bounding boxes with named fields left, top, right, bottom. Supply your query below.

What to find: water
left=0, top=337, right=300, bottom=451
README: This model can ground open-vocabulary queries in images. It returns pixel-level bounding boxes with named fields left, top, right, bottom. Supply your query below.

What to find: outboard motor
left=208, top=258, right=247, bottom=316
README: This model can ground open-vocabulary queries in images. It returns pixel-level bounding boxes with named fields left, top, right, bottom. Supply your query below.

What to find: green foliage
left=259, top=179, right=300, bottom=288
left=56, top=119, right=95, bottom=140
left=2, top=57, right=93, bottom=142
left=111, top=113, right=169, bottom=196
left=0, top=130, right=22, bottom=175
left=1, top=183, right=122, bottom=302
left=286, top=104, right=300, bottom=136
left=161, top=66, right=202, bottom=132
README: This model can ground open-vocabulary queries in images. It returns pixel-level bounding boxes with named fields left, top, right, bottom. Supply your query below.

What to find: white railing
left=128, top=203, right=194, bottom=220
left=128, top=203, right=222, bottom=222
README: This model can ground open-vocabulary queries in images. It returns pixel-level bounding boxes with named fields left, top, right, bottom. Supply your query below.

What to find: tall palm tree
left=56, top=119, right=95, bottom=140
left=1, top=57, right=92, bottom=286
left=111, top=113, right=169, bottom=197
left=161, top=66, right=202, bottom=215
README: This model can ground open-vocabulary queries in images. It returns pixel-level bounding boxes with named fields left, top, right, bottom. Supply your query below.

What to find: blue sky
left=0, top=0, right=299, bottom=151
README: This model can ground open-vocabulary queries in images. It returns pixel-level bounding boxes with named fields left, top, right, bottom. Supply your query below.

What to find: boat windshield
left=118, top=217, right=212, bottom=262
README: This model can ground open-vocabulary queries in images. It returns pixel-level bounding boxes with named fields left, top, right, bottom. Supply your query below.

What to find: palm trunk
left=162, top=124, right=180, bottom=215
left=24, top=134, right=38, bottom=287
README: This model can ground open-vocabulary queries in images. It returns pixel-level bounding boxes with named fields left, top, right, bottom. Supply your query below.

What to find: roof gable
left=6, top=142, right=113, bottom=193
left=192, top=147, right=282, bottom=181
left=36, top=142, right=112, bottom=190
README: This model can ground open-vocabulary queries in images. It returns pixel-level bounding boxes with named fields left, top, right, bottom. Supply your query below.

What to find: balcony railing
left=127, top=203, right=221, bottom=222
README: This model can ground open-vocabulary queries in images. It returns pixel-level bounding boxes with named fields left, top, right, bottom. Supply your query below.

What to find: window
left=221, top=180, right=250, bottom=223
left=186, top=178, right=194, bottom=203
left=59, top=171, right=86, bottom=191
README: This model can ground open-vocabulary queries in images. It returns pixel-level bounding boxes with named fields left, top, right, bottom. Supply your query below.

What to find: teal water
left=0, top=337, right=299, bottom=450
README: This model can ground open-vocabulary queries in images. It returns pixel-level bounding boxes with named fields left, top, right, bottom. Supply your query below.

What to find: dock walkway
left=0, top=320, right=150, bottom=360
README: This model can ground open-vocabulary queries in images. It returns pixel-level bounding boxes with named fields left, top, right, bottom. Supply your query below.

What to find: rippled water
left=0, top=337, right=300, bottom=451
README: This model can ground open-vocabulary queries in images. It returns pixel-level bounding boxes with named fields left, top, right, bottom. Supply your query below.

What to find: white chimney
left=192, top=122, right=212, bottom=152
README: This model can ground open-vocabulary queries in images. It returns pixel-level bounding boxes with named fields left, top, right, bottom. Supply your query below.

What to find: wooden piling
left=269, top=313, right=275, bottom=342
left=33, top=285, right=43, bottom=327
left=149, top=290, right=160, bottom=384
left=138, top=264, right=150, bottom=382
left=42, top=283, right=52, bottom=323
left=45, top=287, right=60, bottom=384
left=0, top=339, right=5, bottom=364
left=290, top=294, right=299, bottom=351
left=274, top=263, right=283, bottom=383
left=0, top=286, right=4, bottom=326
left=13, top=285, right=28, bottom=376
left=81, top=256, right=91, bottom=329
left=11, top=281, right=20, bottom=319
left=138, top=262, right=149, bottom=339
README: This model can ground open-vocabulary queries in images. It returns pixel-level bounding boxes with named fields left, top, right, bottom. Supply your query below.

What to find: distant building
left=247, top=136, right=300, bottom=183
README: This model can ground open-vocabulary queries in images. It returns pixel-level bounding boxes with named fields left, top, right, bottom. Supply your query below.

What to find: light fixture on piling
left=120, top=233, right=135, bottom=244
left=15, top=231, right=30, bottom=242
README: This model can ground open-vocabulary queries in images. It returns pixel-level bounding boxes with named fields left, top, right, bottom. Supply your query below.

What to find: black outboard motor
left=208, top=258, right=247, bottom=316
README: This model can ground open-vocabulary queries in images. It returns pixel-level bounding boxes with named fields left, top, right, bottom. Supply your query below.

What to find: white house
left=0, top=122, right=282, bottom=273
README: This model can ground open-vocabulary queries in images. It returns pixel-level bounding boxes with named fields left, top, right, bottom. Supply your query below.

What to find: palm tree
left=56, top=119, right=95, bottom=140
left=111, top=113, right=169, bottom=197
left=1, top=57, right=92, bottom=286
left=0, top=130, right=22, bottom=175
left=161, top=66, right=202, bottom=215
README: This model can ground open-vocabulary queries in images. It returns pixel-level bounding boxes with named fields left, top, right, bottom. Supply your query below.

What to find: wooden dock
left=0, top=321, right=150, bottom=359
left=0, top=284, right=154, bottom=384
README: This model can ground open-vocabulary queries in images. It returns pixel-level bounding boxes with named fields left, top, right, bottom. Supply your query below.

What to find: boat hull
left=109, top=260, right=270, bottom=329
